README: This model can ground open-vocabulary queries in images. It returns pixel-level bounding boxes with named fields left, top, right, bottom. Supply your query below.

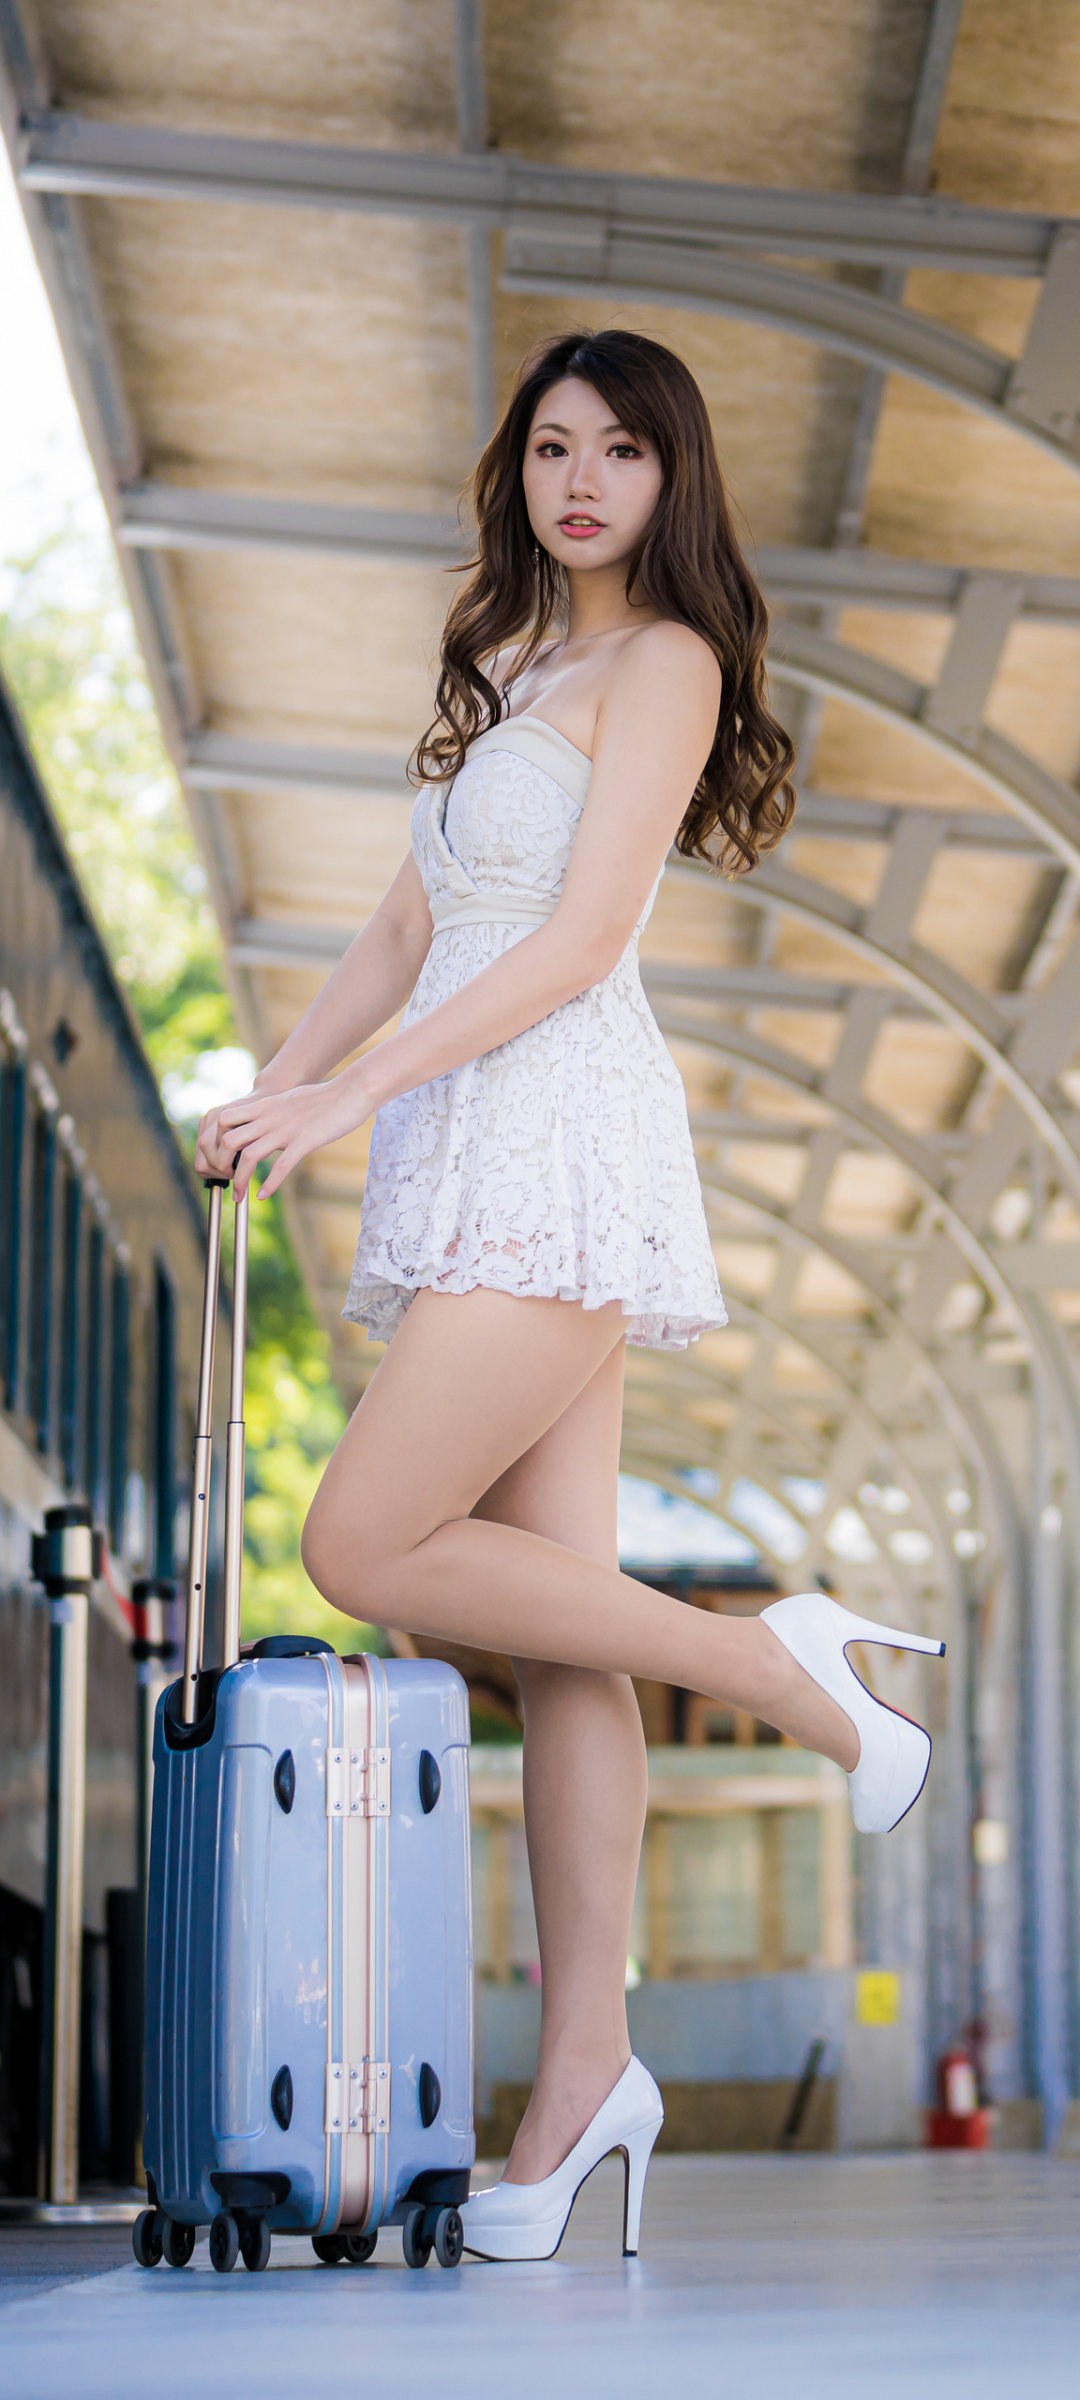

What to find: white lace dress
left=344, top=715, right=727, bottom=1351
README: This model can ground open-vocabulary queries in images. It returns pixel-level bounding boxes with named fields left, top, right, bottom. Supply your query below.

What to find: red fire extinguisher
left=926, top=2042, right=992, bottom=2148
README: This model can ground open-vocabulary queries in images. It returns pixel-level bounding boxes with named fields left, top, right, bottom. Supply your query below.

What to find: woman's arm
left=197, top=624, right=719, bottom=1197
left=251, top=851, right=434, bottom=1092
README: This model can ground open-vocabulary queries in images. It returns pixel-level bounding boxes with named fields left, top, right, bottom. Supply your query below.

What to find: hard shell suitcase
left=135, top=1177, right=475, bottom=2274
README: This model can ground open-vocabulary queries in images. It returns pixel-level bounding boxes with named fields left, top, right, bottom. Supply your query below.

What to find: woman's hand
left=194, top=1064, right=377, bottom=1200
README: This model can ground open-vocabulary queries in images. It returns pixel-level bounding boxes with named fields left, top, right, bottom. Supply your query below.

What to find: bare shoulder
left=616, top=619, right=721, bottom=702
left=486, top=640, right=522, bottom=691
left=487, top=636, right=559, bottom=692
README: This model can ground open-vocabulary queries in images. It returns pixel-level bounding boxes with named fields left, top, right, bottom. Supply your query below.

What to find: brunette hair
left=414, top=328, right=794, bottom=872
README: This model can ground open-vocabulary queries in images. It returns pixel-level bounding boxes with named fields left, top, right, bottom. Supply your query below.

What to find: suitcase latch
left=325, top=2060, right=391, bottom=2135
left=325, top=1746, right=391, bottom=1819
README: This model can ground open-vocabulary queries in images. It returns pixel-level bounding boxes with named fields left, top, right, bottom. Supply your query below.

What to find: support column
left=1028, top=1367, right=1070, bottom=2145
left=32, top=1504, right=100, bottom=2204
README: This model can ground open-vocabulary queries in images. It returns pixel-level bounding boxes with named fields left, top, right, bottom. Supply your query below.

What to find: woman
left=196, top=329, right=942, bottom=2260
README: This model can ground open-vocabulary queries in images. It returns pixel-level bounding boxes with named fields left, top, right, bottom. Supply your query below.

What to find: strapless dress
left=343, top=715, right=726, bottom=1351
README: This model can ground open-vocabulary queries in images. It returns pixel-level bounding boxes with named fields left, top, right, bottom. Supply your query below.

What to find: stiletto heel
left=461, top=2057, right=664, bottom=2261
left=761, top=1591, right=946, bottom=1835
left=620, top=2116, right=661, bottom=2256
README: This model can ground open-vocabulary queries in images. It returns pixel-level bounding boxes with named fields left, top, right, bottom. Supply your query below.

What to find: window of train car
left=0, top=1054, right=22, bottom=1410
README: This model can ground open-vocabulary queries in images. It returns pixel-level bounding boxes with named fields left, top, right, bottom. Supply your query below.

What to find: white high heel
left=461, top=2056, right=663, bottom=2261
left=761, top=1591, right=945, bottom=1835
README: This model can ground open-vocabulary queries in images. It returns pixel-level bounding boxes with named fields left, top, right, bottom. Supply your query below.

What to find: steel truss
left=14, top=110, right=1080, bottom=473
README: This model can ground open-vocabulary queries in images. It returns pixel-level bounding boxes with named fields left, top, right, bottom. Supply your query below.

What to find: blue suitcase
left=134, top=1178, right=475, bottom=2275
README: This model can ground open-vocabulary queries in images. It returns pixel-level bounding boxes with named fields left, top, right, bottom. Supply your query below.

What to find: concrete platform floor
left=3, top=2154, right=1080, bottom=2397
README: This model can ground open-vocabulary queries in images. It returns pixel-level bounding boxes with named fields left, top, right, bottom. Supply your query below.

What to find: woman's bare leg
left=302, top=1287, right=858, bottom=1768
left=470, top=1340, right=645, bottom=2183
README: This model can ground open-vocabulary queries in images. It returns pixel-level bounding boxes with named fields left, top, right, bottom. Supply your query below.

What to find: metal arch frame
left=768, top=621, right=1080, bottom=875
left=653, top=1005, right=1080, bottom=1478
left=624, top=1342, right=835, bottom=1476
left=674, top=1289, right=956, bottom=1584
left=13, top=110, right=1080, bottom=475
left=662, top=864, right=1080, bottom=1207
left=618, top=1110, right=1023, bottom=1611
left=619, top=1428, right=933, bottom=1621
left=693, top=1175, right=1017, bottom=1568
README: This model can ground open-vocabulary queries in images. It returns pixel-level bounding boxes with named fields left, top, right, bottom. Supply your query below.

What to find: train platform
left=2, top=2152, right=1079, bottom=2397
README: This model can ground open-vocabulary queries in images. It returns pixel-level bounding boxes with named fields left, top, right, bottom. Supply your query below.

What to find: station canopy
left=5, top=0, right=1080, bottom=1617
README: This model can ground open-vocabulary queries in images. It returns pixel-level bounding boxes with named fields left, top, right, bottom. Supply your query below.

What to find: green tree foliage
left=1, top=530, right=377, bottom=1652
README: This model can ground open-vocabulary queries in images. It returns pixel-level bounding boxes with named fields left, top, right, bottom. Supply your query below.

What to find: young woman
left=196, top=329, right=943, bottom=2260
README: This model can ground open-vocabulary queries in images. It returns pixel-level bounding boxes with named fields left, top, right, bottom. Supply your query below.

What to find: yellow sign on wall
left=855, top=1970, right=901, bottom=2026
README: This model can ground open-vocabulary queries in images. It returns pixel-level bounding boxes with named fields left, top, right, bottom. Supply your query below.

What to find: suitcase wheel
left=132, top=2208, right=163, bottom=2269
left=240, top=2215, right=272, bottom=2273
left=313, top=2229, right=378, bottom=2266
left=402, top=2204, right=463, bottom=2270
left=402, top=2204, right=433, bottom=2269
left=162, top=2218, right=196, bottom=2270
left=432, top=2207, right=464, bottom=2269
left=341, top=2230, right=378, bottom=2265
left=209, top=2210, right=240, bottom=2273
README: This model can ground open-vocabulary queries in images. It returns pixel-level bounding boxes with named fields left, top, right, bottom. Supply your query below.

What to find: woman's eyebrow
left=532, top=419, right=635, bottom=439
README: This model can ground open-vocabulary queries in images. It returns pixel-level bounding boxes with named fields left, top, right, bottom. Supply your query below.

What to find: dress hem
left=342, top=1266, right=728, bottom=1354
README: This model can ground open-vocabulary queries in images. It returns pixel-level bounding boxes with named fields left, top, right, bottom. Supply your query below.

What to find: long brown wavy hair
left=414, top=328, right=794, bottom=872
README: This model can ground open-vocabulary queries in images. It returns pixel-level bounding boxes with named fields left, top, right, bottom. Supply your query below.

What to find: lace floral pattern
left=344, top=730, right=727, bottom=1351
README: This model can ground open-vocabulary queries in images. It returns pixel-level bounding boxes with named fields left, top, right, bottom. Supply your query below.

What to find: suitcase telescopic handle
left=180, top=1173, right=249, bottom=1725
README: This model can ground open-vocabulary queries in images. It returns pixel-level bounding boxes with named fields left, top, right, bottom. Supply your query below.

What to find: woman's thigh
left=302, top=1285, right=627, bottom=1583
left=471, top=1336, right=625, bottom=1570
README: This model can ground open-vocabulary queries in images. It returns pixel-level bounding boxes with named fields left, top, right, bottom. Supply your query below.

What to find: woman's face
left=522, top=377, right=663, bottom=574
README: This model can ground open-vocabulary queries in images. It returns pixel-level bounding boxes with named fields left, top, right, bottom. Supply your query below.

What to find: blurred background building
left=2, top=0, right=1080, bottom=2176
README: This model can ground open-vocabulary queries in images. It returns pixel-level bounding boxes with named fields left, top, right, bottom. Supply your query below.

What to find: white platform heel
left=761, top=1591, right=946, bottom=1834
left=461, top=2056, right=664, bottom=2261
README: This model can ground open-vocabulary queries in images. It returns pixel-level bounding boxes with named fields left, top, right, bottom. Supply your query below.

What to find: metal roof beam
left=792, top=792, right=1057, bottom=858
left=643, top=959, right=1026, bottom=1019
left=16, top=115, right=1080, bottom=473
left=16, top=114, right=1065, bottom=273
left=228, top=917, right=355, bottom=971
left=118, top=493, right=1080, bottom=628
left=763, top=548, right=1080, bottom=625
left=119, top=484, right=464, bottom=565
left=185, top=732, right=411, bottom=798
left=453, top=0, right=496, bottom=445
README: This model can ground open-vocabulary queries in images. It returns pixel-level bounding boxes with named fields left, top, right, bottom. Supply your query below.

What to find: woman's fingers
left=194, top=1076, right=369, bottom=1198
left=258, top=1145, right=303, bottom=1202
left=194, top=1105, right=226, bottom=1175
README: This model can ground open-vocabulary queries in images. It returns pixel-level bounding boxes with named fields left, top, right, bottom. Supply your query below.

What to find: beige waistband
left=429, top=892, right=559, bottom=932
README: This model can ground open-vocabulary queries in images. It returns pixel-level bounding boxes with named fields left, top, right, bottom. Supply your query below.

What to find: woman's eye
left=611, top=444, right=642, bottom=459
left=536, top=441, right=567, bottom=458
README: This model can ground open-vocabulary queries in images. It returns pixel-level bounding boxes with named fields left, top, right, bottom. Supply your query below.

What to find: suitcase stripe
left=318, top=1654, right=343, bottom=2234
left=371, top=1657, right=391, bottom=2229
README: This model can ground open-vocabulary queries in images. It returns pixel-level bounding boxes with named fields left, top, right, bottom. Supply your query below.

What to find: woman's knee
left=301, top=1486, right=394, bottom=1618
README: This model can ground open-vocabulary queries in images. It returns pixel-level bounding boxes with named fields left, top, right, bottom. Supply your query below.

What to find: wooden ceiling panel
left=37, top=0, right=459, bottom=147
left=487, top=0, right=933, bottom=192
left=172, top=551, right=445, bottom=750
